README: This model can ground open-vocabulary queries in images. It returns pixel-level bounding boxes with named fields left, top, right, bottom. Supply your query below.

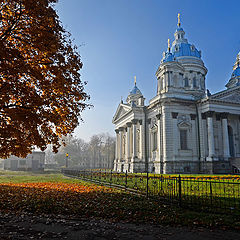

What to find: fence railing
left=62, top=169, right=240, bottom=215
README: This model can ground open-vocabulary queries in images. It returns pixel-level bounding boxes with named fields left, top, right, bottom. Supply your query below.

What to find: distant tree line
left=45, top=133, right=115, bottom=169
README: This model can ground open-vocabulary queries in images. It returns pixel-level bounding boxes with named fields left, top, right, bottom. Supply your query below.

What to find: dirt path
left=0, top=212, right=240, bottom=240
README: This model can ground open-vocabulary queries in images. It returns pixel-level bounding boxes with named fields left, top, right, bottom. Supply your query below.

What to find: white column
left=221, top=113, right=230, bottom=159
left=199, top=112, right=207, bottom=161
left=119, top=127, right=124, bottom=161
left=206, top=111, right=215, bottom=160
left=139, top=120, right=143, bottom=159
left=115, top=129, right=119, bottom=160
left=147, top=119, right=151, bottom=159
left=126, top=122, right=132, bottom=161
left=156, top=114, right=161, bottom=162
left=132, top=119, right=138, bottom=159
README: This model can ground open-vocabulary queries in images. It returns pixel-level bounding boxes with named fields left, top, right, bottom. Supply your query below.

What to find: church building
left=112, top=15, right=240, bottom=174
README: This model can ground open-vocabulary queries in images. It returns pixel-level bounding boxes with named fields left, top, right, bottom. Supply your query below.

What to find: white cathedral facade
left=112, top=16, right=240, bottom=174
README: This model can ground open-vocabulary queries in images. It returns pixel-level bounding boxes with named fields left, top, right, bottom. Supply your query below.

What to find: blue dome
left=162, top=52, right=174, bottom=63
left=232, top=66, right=240, bottom=77
left=130, top=85, right=142, bottom=95
left=176, top=27, right=184, bottom=32
left=172, top=42, right=201, bottom=59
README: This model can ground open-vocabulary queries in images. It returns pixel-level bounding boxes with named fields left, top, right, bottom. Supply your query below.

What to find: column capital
left=115, top=129, right=119, bottom=134
left=220, top=112, right=229, bottom=119
left=171, top=112, right=178, bottom=119
left=126, top=122, right=132, bottom=127
left=205, top=111, right=215, bottom=118
left=147, top=118, right=151, bottom=124
left=131, top=119, right=138, bottom=125
left=139, top=120, right=143, bottom=125
left=190, top=114, right=196, bottom=120
left=119, top=127, right=124, bottom=131
left=156, top=114, right=161, bottom=120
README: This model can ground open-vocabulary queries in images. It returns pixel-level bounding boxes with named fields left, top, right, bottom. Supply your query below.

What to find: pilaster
left=221, top=112, right=230, bottom=160
left=126, top=122, right=132, bottom=161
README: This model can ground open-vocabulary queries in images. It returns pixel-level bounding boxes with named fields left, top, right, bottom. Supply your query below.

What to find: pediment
left=112, top=104, right=132, bottom=123
left=210, top=87, right=240, bottom=104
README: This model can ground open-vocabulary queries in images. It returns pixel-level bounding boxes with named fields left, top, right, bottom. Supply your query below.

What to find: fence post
left=125, top=170, right=128, bottom=191
left=210, top=181, right=213, bottom=207
left=178, top=175, right=182, bottom=207
left=146, top=171, right=149, bottom=198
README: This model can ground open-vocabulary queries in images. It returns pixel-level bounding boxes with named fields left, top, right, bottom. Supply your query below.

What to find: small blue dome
left=130, top=85, right=142, bottom=95
left=232, top=66, right=240, bottom=77
left=176, top=27, right=184, bottom=32
left=172, top=42, right=201, bottom=59
left=162, top=52, right=174, bottom=63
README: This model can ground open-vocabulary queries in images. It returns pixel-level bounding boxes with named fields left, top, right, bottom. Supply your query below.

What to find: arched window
left=193, top=77, right=197, bottom=88
left=184, top=78, right=189, bottom=87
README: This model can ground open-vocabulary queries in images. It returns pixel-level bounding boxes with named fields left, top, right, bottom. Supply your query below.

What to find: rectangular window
left=180, top=130, right=188, bottom=150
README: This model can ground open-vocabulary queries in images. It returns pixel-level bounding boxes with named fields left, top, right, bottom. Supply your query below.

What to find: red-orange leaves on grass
left=0, top=182, right=113, bottom=215
left=0, top=0, right=89, bottom=158
left=0, top=182, right=168, bottom=223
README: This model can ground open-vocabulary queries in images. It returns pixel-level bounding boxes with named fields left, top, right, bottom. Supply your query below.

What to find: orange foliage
left=0, top=0, right=90, bottom=158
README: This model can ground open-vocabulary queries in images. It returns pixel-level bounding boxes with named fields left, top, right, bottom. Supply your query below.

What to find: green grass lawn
left=0, top=170, right=86, bottom=184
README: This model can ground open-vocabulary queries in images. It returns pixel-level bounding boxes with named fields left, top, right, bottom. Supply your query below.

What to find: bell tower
left=156, top=14, right=208, bottom=100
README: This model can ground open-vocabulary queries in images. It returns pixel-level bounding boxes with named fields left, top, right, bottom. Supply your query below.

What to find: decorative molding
left=220, top=112, right=229, bottom=119
left=115, top=129, right=119, bottom=134
left=205, top=111, right=215, bottom=118
left=156, top=114, right=161, bottom=120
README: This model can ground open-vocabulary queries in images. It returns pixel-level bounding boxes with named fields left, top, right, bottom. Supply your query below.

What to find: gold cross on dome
left=168, top=38, right=170, bottom=51
left=134, top=76, right=136, bottom=85
left=178, top=13, right=181, bottom=27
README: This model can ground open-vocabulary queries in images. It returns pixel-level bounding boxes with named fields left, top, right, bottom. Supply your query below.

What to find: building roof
left=130, top=85, right=142, bottom=95
left=161, top=18, right=201, bottom=63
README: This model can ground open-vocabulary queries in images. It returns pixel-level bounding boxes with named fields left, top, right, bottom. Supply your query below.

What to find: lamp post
left=66, top=153, right=69, bottom=168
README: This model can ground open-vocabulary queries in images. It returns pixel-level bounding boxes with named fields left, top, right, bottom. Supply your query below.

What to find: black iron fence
left=62, top=169, right=240, bottom=215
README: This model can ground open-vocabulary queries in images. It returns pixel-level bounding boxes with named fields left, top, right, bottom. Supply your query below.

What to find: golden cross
left=134, top=76, right=136, bottom=85
left=168, top=38, right=170, bottom=51
left=178, top=13, right=181, bottom=27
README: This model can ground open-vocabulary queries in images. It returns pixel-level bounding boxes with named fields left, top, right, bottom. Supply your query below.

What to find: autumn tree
left=0, top=0, right=89, bottom=158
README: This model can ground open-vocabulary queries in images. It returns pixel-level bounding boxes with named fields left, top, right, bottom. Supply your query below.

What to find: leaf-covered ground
left=0, top=171, right=240, bottom=231
left=0, top=179, right=239, bottom=230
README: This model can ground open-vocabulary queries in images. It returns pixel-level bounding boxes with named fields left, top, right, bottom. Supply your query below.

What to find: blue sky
left=55, top=0, right=240, bottom=141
